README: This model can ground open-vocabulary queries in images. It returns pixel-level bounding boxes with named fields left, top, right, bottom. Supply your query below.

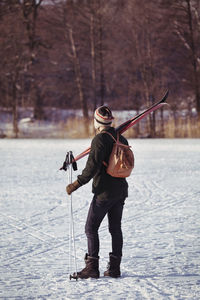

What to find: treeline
left=0, top=0, right=200, bottom=137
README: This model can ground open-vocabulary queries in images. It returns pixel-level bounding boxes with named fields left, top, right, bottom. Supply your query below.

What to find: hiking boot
left=74, top=253, right=100, bottom=279
left=104, top=253, right=121, bottom=278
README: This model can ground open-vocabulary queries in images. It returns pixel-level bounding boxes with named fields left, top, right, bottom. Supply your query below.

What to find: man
left=66, top=106, right=128, bottom=279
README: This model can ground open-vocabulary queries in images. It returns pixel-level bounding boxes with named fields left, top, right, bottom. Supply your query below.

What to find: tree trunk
left=68, top=25, right=89, bottom=135
left=12, top=81, right=19, bottom=138
left=34, top=86, right=44, bottom=120
left=160, top=107, right=165, bottom=138
left=185, top=0, right=200, bottom=119
left=21, top=0, right=44, bottom=122
left=97, top=0, right=105, bottom=106
left=90, top=13, right=97, bottom=111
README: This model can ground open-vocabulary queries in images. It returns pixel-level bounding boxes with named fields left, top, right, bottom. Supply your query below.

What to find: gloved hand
left=66, top=180, right=81, bottom=195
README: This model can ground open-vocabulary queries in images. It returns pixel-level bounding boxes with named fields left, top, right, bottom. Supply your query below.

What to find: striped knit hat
left=94, top=106, right=114, bottom=126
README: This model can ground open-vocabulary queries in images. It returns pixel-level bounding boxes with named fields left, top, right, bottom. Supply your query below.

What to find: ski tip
left=161, top=90, right=169, bottom=103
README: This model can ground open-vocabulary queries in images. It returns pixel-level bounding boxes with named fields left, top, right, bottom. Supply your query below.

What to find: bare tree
left=184, top=0, right=200, bottom=118
left=68, top=23, right=89, bottom=134
left=161, top=0, right=200, bottom=118
left=62, top=1, right=90, bottom=135
left=90, top=10, right=97, bottom=110
left=0, top=0, right=44, bottom=137
left=0, top=2, right=28, bottom=137
left=20, top=0, right=44, bottom=120
left=118, top=0, right=163, bottom=137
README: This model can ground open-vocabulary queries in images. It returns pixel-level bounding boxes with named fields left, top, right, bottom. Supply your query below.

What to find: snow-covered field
left=0, top=138, right=200, bottom=300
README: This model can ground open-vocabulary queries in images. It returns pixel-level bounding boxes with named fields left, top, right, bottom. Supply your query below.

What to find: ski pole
left=67, top=153, right=72, bottom=278
left=69, top=151, right=78, bottom=280
left=60, top=151, right=78, bottom=280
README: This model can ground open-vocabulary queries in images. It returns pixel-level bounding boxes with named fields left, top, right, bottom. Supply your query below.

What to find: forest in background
left=0, top=0, right=200, bottom=138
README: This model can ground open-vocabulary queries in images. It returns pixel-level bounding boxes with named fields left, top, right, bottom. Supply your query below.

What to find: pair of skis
left=64, top=90, right=169, bottom=169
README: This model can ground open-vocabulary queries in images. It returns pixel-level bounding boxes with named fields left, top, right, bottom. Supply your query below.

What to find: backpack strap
left=102, top=131, right=118, bottom=167
left=103, top=131, right=118, bottom=143
left=103, top=131, right=131, bottom=149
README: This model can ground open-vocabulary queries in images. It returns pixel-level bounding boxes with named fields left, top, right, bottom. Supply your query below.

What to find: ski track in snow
left=0, top=138, right=200, bottom=299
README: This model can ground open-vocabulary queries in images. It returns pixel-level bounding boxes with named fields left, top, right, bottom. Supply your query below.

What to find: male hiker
left=66, top=106, right=129, bottom=279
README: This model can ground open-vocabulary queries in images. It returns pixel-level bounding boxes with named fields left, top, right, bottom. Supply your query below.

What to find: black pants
left=85, top=195, right=125, bottom=258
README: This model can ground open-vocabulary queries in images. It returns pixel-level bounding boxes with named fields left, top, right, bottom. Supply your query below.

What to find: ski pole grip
left=70, top=151, right=78, bottom=171
left=59, top=152, right=70, bottom=171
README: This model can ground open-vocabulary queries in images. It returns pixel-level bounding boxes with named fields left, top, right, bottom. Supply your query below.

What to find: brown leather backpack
left=103, top=132, right=134, bottom=178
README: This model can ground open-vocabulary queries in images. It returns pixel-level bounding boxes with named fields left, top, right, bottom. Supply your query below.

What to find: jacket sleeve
left=77, top=134, right=106, bottom=185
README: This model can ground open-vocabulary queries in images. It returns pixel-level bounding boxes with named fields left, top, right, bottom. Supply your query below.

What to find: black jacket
left=77, top=127, right=128, bottom=200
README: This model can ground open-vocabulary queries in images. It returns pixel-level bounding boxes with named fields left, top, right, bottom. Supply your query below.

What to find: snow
left=0, top=138, right=200, bottom=299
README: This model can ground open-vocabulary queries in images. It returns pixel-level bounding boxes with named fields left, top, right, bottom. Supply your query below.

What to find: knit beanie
left=94, top=106, right=114, bottom=129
